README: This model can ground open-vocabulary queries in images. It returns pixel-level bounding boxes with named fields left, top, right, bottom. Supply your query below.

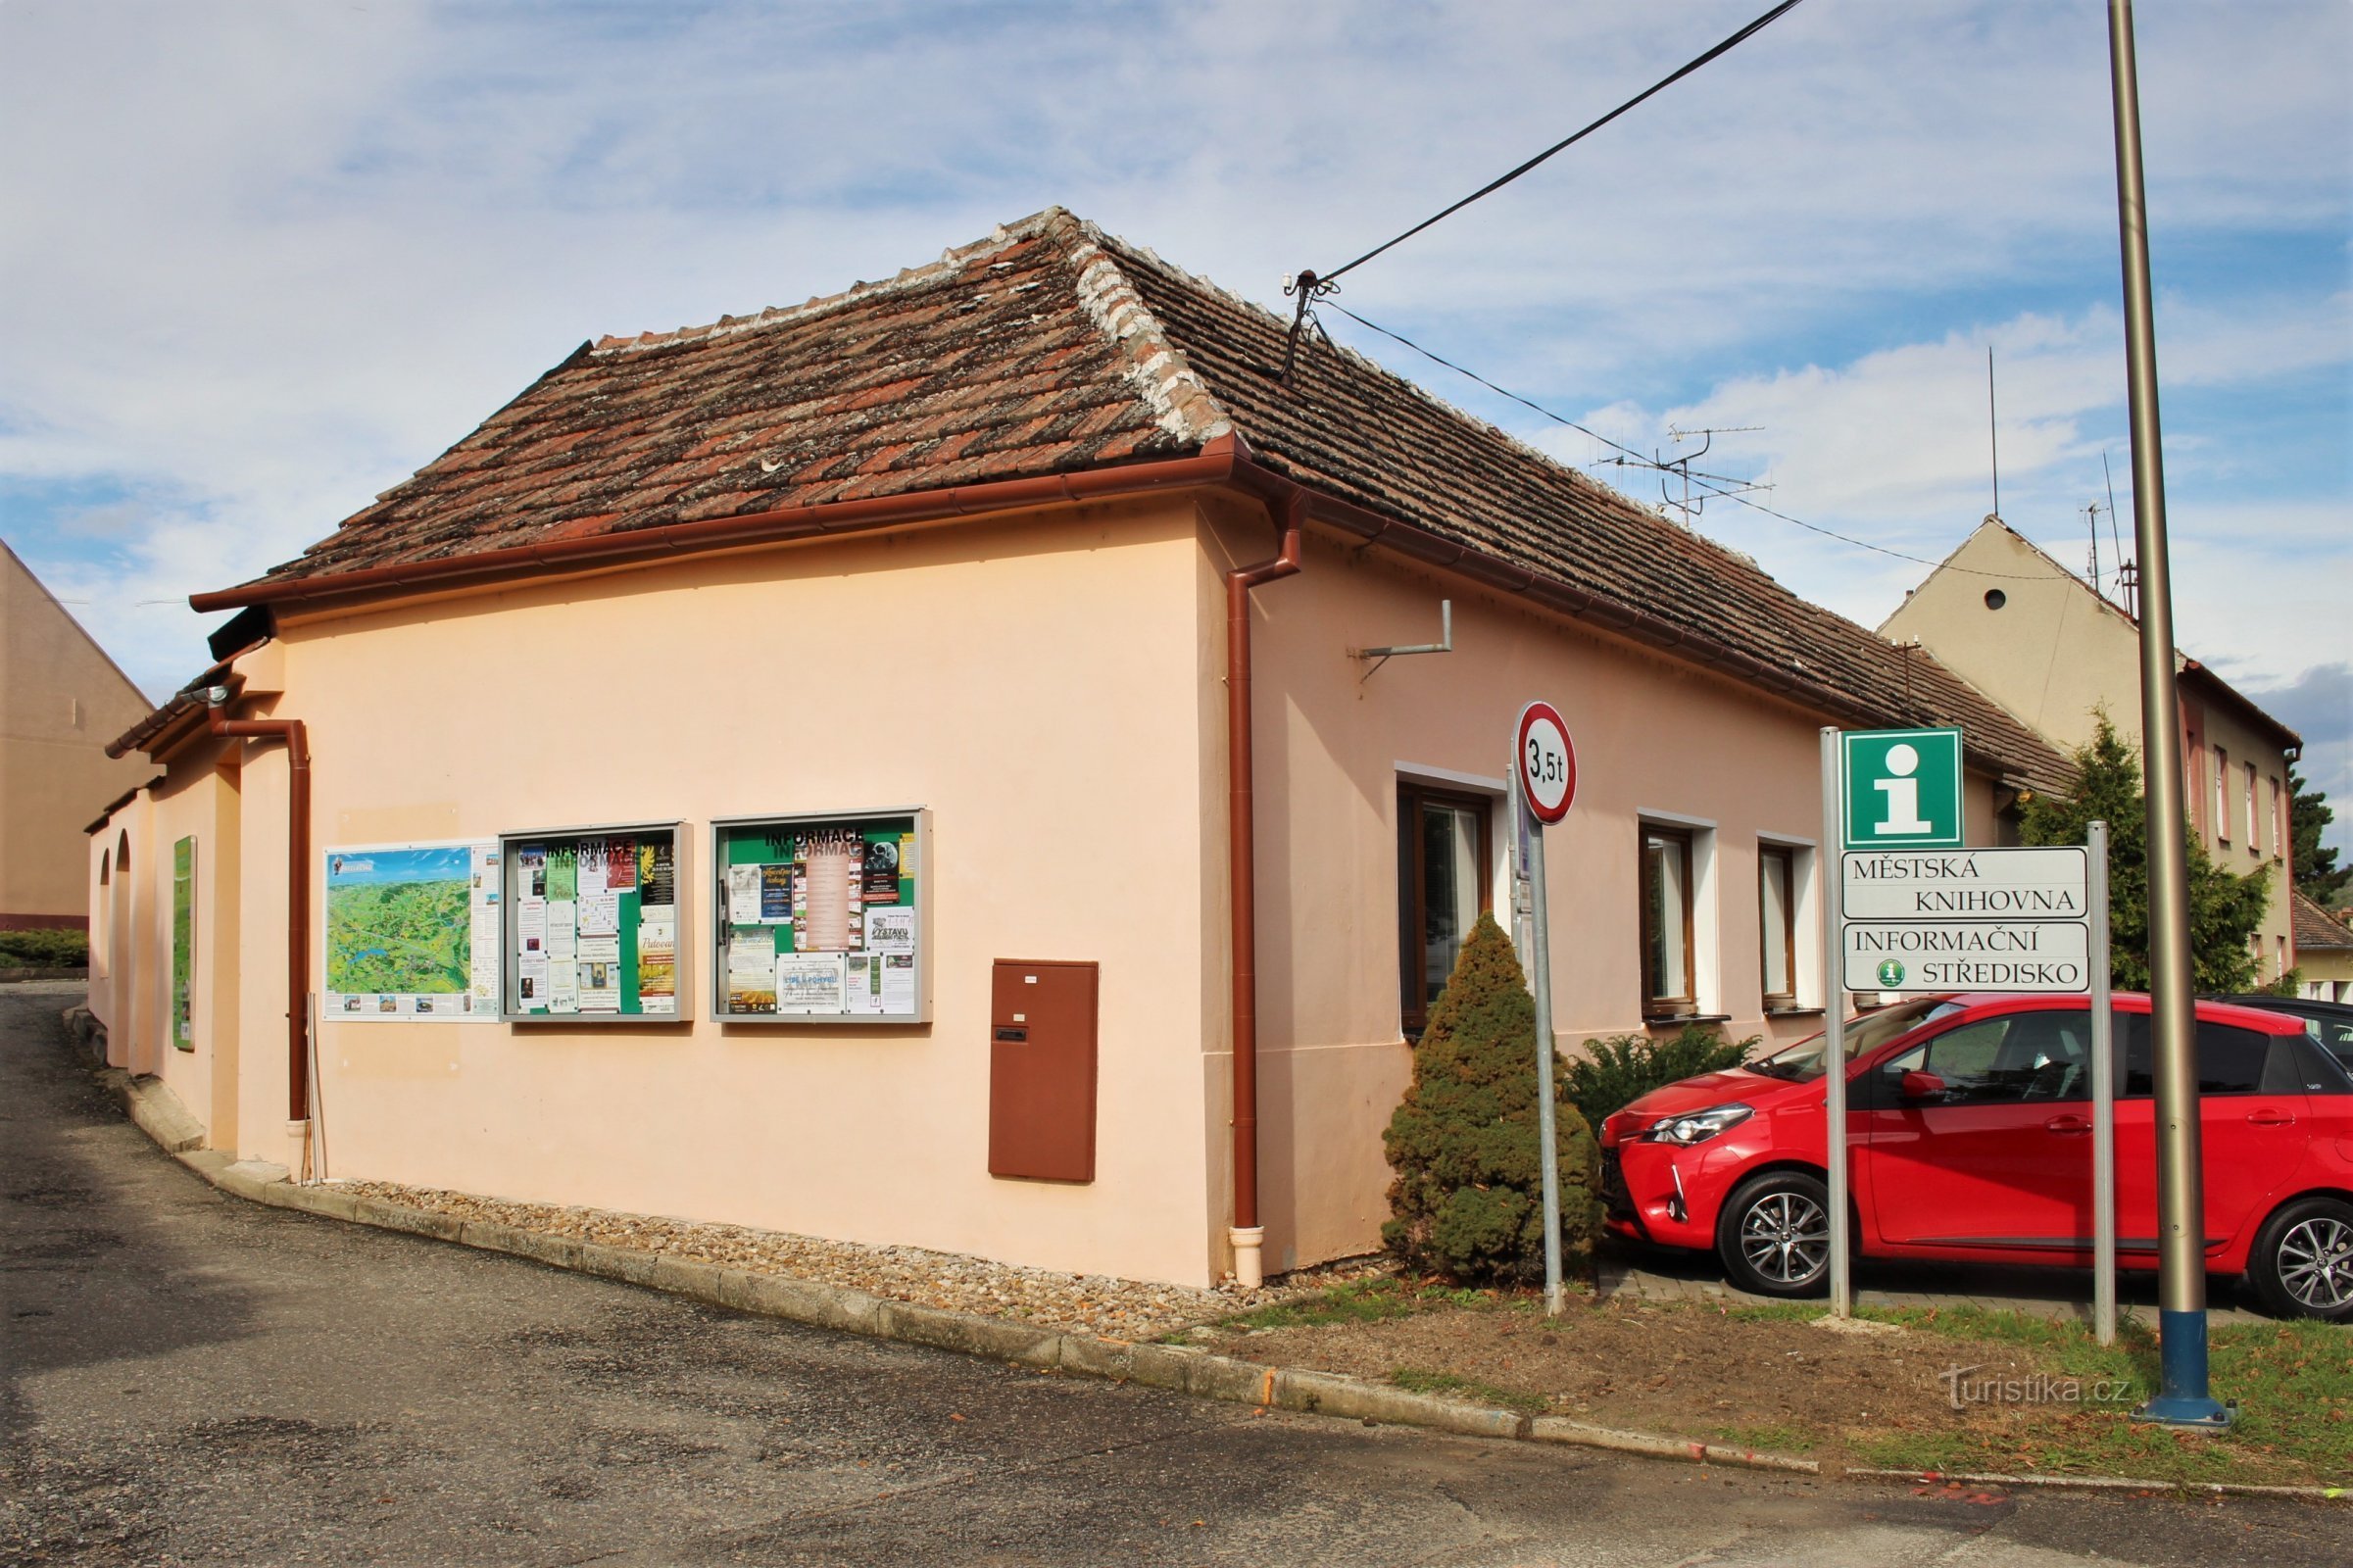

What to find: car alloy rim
left=2277, top=1214, right=2353, bottom=1311
left=1740, top=1192, right=1829, bottom=1286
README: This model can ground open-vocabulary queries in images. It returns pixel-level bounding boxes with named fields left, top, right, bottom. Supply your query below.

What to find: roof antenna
left=1280, top=270, right=1335, bottom=386
left=2102, top=449, right=2135, bottom=616
left=1985, top=345, right=2001, bottom=524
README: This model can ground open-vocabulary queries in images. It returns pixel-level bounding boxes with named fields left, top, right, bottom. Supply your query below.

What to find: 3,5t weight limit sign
left=1516, top=703, right=1577, bottom=825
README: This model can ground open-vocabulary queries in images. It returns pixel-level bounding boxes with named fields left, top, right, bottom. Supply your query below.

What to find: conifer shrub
left=1382, top=914, right=1600, bottom=1284
left=1564, top=1023, right=1758, bottom=1129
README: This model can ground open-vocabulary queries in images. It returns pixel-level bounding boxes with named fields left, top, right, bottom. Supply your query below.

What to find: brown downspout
left=1223, top=484, right=1304, bottom=1288
left=205, top=691, right=314, bottom=1179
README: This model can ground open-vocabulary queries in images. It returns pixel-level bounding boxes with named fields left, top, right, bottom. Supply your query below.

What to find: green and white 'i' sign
left=1840, top=728, right=1963, bottom=851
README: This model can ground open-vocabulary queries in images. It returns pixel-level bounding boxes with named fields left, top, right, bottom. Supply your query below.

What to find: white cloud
left=0, top=0, right=2345, bottom=706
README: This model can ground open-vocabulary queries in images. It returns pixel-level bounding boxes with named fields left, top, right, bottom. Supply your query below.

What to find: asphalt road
left=4, top=985, right=2346, bottom=1567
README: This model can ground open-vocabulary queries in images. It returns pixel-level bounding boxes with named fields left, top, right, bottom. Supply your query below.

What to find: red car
left=1599, top=994, right=2353, bottom=1320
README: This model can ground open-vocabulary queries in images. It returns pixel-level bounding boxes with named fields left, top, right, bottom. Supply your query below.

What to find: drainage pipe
left=1222, top=484, right=1305, bottom=1289
left=204, top=692, right=314, bottom=1176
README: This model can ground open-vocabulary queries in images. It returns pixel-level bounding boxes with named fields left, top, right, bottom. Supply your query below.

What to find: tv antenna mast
left=1599, top=424, right=1770, bottom=524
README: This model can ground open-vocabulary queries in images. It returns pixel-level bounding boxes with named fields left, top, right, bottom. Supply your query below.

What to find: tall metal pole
left=1818, top=727, right=1850, bottom=1317
left=2089, top=822, right=2116, bottom=1347
left=1525, top=769, right=1566, bottom=1317
left=2108, top=0, right=2226, bottom=1427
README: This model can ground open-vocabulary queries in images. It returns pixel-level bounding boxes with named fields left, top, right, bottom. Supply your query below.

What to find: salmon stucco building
left=2, top=541, right=155, bottom=933
left=89, top=209, right=2066, bottom=1289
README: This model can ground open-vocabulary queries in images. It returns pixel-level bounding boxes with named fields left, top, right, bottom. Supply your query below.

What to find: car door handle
left=2045, top=1114, right=2091, bottom=1135
left=2244, top=1109, right=2295, bottom=1127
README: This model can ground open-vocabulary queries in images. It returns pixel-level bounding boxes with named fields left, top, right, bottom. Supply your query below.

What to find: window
left=2121, top=1017, right=2289, bottom=1097
left=2213, top=746, right=2230, bottom=842
left=2271, top=776, right=2284, bottom=862
left=1397, top=782, right=1492, bottom=1034
left=2245, top=761, right=2259, bottom=855
left=1641, top=824, right=1696, bottom=1015
left=1875, top=1010, right=2090, bottom=1105
left=1758, top=844, right=1796, bottom=1006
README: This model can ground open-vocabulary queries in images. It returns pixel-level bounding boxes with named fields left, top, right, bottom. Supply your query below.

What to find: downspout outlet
left=286, top=1118, right=313, bottom=1184
left=1229, top=1225, right=1266, bottom=1290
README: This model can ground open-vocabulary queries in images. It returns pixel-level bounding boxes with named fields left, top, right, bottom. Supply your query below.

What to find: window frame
left=2245, top=760, right=2259, bottom=856
left=1397, top=780, right=1495, bottom=1037
left=1757, top=843, right=1797, bottom=1007
left=2214, top=745, right=2230, bottom=842
left=2271, top=775, right=2285, bottom=863
left=1640, top=822, right=1698, bottom=1018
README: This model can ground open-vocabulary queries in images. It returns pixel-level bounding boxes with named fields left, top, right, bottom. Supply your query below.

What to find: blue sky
left=1, top=0, right=2345, bottom=851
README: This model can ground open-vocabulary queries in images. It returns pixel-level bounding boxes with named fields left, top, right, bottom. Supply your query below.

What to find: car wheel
left=2247, top=1197, right=2353, bottom=1322
left=1716, top=1170, right=1832, bottom=1298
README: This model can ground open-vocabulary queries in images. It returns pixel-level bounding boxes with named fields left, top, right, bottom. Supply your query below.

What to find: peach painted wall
left=1215, top=507, right=2017, bottom=1275
left=249, top=497, right=1219, bottom=1284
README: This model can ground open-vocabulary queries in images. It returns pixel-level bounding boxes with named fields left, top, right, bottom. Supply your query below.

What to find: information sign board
left=1843, top=918, right=2090, bottom=993
left=1840, top=846, right=2088, bottom=921
left=1840, top=728, right=1963, bottom=851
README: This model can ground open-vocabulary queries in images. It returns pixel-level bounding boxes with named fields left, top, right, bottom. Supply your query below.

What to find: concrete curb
left=86, top=1064, right=2348, bottom=1505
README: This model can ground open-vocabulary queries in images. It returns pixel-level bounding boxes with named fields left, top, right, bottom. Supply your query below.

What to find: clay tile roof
left=2293, top=890, right=2353, bottom=953
left=199, top=207, right=2067, bottom=788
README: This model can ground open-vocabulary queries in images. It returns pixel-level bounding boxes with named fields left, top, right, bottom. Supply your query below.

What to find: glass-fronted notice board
left=710, top=809, right=930, bottom=1023
left=499, top=822, right=690, bottom=1022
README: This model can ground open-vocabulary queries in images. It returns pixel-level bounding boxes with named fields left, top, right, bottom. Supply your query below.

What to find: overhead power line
left=1314, top=1, right=1806, bottom=290
left=1319, top=301, right=2049, bottom=581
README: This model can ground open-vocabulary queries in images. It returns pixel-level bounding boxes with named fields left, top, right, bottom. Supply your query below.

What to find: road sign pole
left=1513, top=703, right=1576, bottom=1318
left=1820, top=727, right=1851, bottom=1317
left=2090, top=820, right=2117, bottom=1346
left=1528, top=791, right=1564, bottom=1318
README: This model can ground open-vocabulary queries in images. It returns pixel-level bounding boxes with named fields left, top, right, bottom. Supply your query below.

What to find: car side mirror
left=1899, top=1069, right=1947, bottom=1102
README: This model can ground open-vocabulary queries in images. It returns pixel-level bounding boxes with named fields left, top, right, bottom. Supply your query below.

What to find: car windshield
left=1744, top=997, right=1964, bottom=1081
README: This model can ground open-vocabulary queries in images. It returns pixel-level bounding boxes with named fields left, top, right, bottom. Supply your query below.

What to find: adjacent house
left=1, top=540, right=155, bottom=932
left=1881, top=515, right=2302, bottom=985
left=90, top=208, right=2066, bottom=1288
left=2292, top=890, right=2353, bottom=1003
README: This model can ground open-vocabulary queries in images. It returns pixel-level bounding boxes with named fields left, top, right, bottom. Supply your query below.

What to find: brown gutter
left=1221, top=479, right=1305, bottom=1289
left=205, top=695, right=314, bottom=1152
left=188, top=444, right=1251, bottom=616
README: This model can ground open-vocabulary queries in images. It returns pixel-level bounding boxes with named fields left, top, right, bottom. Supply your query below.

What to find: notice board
left=171, top=836, right=195, bottom=1050
left=500, top=822, right=689, bottom=1022
left=710, top=809, right=930, bottom=1023
left=322, top=839, right=502, bottom=1019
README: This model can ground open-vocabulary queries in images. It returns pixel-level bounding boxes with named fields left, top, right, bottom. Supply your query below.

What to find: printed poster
left=638, top=907, right=677, bottom=1014
left=639, top=841, right=675, bottom=905
left=776, top=952, right=846, bottom=1013
left=324, top=840, right=501, bottom=1020
left=760, top=862, right=795, bottom=924
left=727, top=864, right=762, bottom=925
left=727, top=925, right=778, bottom=1013
left=864, top=906, right=915, bottom=955
left=862, top=837, right=902, bottom=904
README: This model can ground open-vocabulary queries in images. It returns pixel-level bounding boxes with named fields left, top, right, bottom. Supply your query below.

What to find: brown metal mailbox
left=988, top=958, right=1098, bottom=1183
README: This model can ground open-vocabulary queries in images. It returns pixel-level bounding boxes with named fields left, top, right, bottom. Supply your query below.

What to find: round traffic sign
left=1515, top=702, right=1578, bottom=824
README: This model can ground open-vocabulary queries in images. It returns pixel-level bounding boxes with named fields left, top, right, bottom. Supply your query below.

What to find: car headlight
left=1641, top=1103, right=1754, bottom=1147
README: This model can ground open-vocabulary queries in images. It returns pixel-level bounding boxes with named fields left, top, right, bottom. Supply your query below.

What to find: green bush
left=1382, top=914, right=1600, bottom=1284
left=1565, top=1024, right=1758, bottom=1128
left=0, top=928, right=89, bottom=967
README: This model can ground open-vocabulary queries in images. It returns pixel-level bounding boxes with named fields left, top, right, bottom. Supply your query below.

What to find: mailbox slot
left=988, top=959, right=1098, bottom=1183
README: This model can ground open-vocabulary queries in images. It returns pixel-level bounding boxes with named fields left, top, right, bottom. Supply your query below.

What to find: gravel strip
left=334, top=1179, right=1384, bottom=1341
